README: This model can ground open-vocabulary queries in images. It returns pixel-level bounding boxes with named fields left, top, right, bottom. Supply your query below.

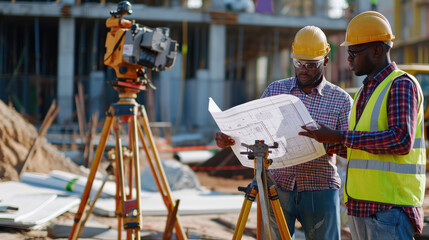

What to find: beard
left=353, top=54, right=372, bottom=76
left=354, top=70, right=366, bottom=76
left=297, top=70, right=323, bottom=88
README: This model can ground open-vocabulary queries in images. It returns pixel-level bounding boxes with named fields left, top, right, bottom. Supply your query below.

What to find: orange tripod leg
left=129, top=114, right=143, bottom=239
left=69, top=111, right=114, bottom=240
left=137, top=105, right=187, bottom=240
left=114, top=106, right=143, bottom=240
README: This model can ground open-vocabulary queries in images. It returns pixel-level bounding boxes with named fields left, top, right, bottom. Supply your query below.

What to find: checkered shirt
left=262, top=76, right=353, bottom=192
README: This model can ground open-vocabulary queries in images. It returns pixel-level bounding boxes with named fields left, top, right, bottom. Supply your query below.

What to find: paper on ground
left=209, top=94, right=326, bottom=169
left=0, top=182, right=80, bottom=229
left=93, top=188, right=255, bottom=216
left=20, top=171, right=116, bottom=199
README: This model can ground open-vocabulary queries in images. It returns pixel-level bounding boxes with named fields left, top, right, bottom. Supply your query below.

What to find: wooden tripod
left=68, top=84, right=188, bottom=240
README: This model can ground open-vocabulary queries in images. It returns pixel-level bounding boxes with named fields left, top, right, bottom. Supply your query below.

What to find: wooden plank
left=18, top=100, right=60, bottom=177
left=83, top=112, right=99, bottom=167
left=75, top=81, right=87, bottom=140
left=212, top=217, right=257, bottom=238
left=163, top=199, right=180, bottom=240
left=209, top=10, right=238, bottom=25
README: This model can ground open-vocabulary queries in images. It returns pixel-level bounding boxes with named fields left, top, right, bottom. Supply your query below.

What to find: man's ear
left=373, top=44, right=383, bottom=57
left=324, top=56, right=329, bottom=66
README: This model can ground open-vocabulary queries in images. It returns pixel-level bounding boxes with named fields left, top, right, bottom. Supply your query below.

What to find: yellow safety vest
left=345, top=69, right=426, bottom=206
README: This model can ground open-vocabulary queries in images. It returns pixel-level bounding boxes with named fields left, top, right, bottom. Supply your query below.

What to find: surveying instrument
left=234, top=140, right=291, bottom=240
left=68, top=1, right=187, bottom=239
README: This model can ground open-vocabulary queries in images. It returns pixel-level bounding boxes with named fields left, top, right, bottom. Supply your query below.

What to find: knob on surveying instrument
left=111, top=0, right=132, bottom=16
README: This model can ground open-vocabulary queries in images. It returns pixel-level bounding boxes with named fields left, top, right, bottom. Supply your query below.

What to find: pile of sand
left=0, top=100, right=81, bottom=181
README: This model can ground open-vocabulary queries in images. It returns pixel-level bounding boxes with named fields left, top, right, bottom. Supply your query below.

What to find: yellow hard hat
left=341, top=11, right=395, bottom=47
left=291, top=26, right=330, bottom=61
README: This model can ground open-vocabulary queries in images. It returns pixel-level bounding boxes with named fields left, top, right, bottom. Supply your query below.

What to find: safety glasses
left=292, top=59, right=324, bottom=70
left=347, top=43, right=381, bottom=59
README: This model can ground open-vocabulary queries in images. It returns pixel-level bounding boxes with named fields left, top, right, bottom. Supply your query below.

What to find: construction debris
left=0, top=181, right=80, bottom=229
left=0, top=100, right=81, bottom=181
left=192, top=148, right=254, bottom=179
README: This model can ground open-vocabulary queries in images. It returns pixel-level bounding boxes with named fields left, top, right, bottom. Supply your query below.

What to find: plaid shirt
left=343, top=62, right=424, bottom=234
left=262, top=76, right=353, bottom=192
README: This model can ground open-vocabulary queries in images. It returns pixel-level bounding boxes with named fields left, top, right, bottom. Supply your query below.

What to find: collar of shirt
left=291, top=76, right=327, bottom=96
left=362, top=62, right=397, bottom=85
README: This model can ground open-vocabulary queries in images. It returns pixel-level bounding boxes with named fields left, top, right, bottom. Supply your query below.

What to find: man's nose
left=298, top=67, right=309, bottom=73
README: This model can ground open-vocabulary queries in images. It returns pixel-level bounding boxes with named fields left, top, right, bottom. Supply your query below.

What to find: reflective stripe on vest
left=348, top=159, right=425, bottom=174
left=346, top=69, right=426, bottom=206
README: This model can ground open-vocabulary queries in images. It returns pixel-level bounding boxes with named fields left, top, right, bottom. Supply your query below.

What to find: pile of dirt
left=0, top=100, right=81, bottom=181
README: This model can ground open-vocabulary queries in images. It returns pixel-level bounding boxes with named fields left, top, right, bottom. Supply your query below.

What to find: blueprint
left=209, top=94, right=326, bottom=169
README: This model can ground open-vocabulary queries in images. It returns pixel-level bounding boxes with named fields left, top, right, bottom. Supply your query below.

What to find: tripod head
left=104, top=1, right=179, bottom=95
left=240, top=140, right=278, bottom=163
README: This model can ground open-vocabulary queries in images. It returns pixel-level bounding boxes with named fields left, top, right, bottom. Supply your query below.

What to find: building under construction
left=0, top=0, right=427, bottom=145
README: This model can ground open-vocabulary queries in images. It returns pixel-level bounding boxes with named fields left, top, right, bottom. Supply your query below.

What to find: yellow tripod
left=68, top=83, right=188, bottom=240
left=233, top=140, right=291, bottom=240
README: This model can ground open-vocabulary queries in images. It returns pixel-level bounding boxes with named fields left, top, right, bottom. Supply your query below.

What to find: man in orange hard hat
left=300, top=11, right=425, bottom=239
left=216, top=26, right=353, bottom=239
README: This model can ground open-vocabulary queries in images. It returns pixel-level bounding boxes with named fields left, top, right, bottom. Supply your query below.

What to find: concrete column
left=159, top=53, right=182, bottom=124
left=357, top=0, right=372, bottom=13
left=195, top=69, right=210, bottom=128
left=314, top=0, right=326, bottom=17
left=208, top=24, right=226, bottom=109
left=89, top=71, right=105, bottom=116
left=57, top=18, right=75, bottom=123
left=271, top=29, right=282, bottom=81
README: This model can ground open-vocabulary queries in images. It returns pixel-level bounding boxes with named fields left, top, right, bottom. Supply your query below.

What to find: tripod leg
left=269, top=187, right=291, bottom=240
left=76, top=164, right=114, bottom=238
left=136, top=125, right=167, bottom=196
left=113, top=119, right=128, bottom=239
left=232, top=187, right=257, bottom=240
left=127, top=127, right=134, bottom=200
left=130, top=114, right=142, bottom=239
left=69, top=113, right=114, bottom=240
left=257, top=196, right=262, bottom=240
left=112, top=118, right=123, bottom=240
left=114, top=112, right=143, bottom=239
left=256, top=159, right=272, bottom=239
left=137, top=105, right=187, bottom=240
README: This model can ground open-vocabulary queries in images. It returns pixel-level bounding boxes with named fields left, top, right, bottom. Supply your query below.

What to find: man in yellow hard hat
left=216, top=26, right=353, bottom=239
left=299, top=11, right=425, bottom=239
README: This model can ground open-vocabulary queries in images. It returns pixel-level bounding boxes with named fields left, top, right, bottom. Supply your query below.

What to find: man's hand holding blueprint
left=209, top=94, right=326, bottom=169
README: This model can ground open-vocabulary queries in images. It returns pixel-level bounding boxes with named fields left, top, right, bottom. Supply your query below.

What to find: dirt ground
left=0, top=172, right=256, bottom=240
left=0, top=171, right=352, bottom=240
left=93, top=172, right=259, bottom=240
left=3, top=165, right=429, bottom=240
left=136, top=172, right=352, bottom=240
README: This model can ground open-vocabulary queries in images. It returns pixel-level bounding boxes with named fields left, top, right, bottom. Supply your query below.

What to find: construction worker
left=216, top=26, right=353, bottom=239
left=299, top=11, right=425, bottom=239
